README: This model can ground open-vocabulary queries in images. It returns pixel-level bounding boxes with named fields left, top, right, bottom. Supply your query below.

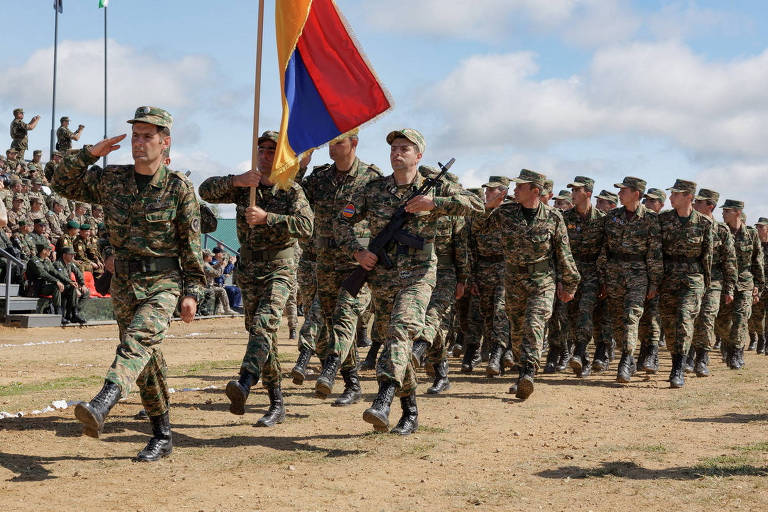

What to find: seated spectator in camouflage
left=44, top=151, right=63, bottom=183
left=47, top=207, right=64, bottom=245
left=200, top=249, right=236, bottom=315
left=53, top=246, right=89, bottom=324
left=12, top=220, right=34, bottom=261
left=6, top=195, right=25, bottom=232
left=57, top=220, right=79, bottom=256
left=28, top=197, right=47, bottom=223
left=73, top=223, right=104, bottom=274
left=29, top=218, right=50, bottom=247
left=25, top=243, right=75, bottom=321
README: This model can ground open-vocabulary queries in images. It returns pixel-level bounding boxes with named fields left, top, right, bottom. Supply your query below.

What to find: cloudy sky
left=1, top=0, right=767, bottom=219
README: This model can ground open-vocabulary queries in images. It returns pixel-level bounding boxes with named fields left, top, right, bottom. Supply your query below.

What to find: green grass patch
left=417, top=425, right=449, bottom=434
left=0, top=375, right=103, bottom=397
left=173, top=359, right=241, bottom=375
left=629, top=444, right=667, bottom=454
left=733, top=442, right=768, bottom=453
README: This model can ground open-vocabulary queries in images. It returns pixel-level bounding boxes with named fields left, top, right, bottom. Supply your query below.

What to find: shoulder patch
left=342, top=203, right=356, bottom=218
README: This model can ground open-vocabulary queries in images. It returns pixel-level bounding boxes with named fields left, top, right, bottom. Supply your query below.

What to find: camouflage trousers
left=595, top=297, right=612, bottom=345
left=658, top=275, right=705, bottom=356
left=297, top=258, right=327, bottom=353
left=605, top=263, right=648, bottom=355
left=370, top=266, right=434, bottom=397
left=285, top=262, right=299, bottom=331
left=692, top=285, right=722, bottom=351
left=476, top=259, right=510, bottom=350
left=316, top=251, right=370, bottom=371
left=423, top=265, right=457, bottom=365
left=105, top=274, right=180, bottom=417
left=547, top=298, right=570, bottom=350
left=748, top=293, right=767, bottom=336
left=639, top=296, right=661, bottom=349
left=715, top=289, right=752, bottom=350
left=567, top=263, right=602, bottom=348
left=505, top=273, right=556, bottom=368
left=236, top=257, right=294, bottom=387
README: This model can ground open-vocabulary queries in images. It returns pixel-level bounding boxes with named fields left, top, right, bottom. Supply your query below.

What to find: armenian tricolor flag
left=272, top=0, right=392, bottom=186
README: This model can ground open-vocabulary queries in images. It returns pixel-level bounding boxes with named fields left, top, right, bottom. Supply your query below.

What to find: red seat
left=83, top=271, right=110, bottom=298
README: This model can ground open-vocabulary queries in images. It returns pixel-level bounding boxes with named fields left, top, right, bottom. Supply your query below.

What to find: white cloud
left=0, top=39, right=214, bottom=118
left=424, top=42, right=768, bottom=160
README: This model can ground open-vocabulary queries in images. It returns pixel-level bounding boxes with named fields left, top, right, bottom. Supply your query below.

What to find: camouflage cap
left=643, top=188, right=667, bottom=202
left=567, top=175, right=595, bottom=191
left=720, top=199, right=744, bottom=210
left=79, top=223, right=92, bottom=230
left=202, top=249, right=213, bottom=258
left=755, top=217, right=768, bottom=226
left=30, top=196, right=42, bottom=204
left=21, top=178, right=30, bottom=186
left=666, top=179, right=696, bottom=194
left=66, top=220, right=80, bottom=229
left=52, top=150, right=63, bottom=158
left=127, top=106, right=173, bottom=129
left=694, top=188, right=719, bottom=204
left=596, top=189, right=618, bottom=203
left=330, top=127, right=359, bottom=143
left=554, top=189, right=573, bottom=202
left=12, top=194, right=23, bottom=202
left=60, top=116, right=70, bottom=123
left=614, top=176, right=646, bottom=193
left=59, top=246, right=75, bottom=255
left=482, top=175, right=511, bottom=188
left=257, top=130, right=279, bottom=144
left=511, top=168, right=547, bottom=189
left=13, top=108, right=23, bottom=115
left=7, top=148, right=17, bottom=154
left=32, top=178, right=42, bottom=185
left=33, top=149, right=42, bottom=156
left=386, top=129, right=426, bottom=154
left=540, top=179, right=554, bottom=196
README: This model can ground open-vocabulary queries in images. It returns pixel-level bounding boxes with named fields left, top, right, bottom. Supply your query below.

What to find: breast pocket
left=145, top=208, right=177, bottom=249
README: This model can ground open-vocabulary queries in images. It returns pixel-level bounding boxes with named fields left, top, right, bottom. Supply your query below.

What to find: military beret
left=482, top=176, right=511, bottom=188
left=67, top=220, right=80, bottom=229
left=386, top=129, right=426, bottom=154
left=720, top=199, right=744, bottom=210
left=17, top=219, right=27, bottom=226
left=127, top=106, right=173, bottom=129
left=644, top=188, right=667, bottom=203
left=257, top=130, right=279, bottom=145
left=79, top=223, right=92, bottom=230
left=511, top=169, right=547, bottom=189
left=614, top=176, right=646, bottom=194
left=567, top=175, right=595, bottom=192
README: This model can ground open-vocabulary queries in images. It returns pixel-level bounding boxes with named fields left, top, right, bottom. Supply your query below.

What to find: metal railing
left=0, top=247, right=25, bottom=320
left=203, top=233, right=240, bottom=256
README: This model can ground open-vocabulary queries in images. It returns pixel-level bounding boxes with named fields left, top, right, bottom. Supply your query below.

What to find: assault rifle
left=341, top=158, right=455, bottom=297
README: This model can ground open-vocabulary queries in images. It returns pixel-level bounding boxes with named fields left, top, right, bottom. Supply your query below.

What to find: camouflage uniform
left=748, top=229, right=768, bottom=351
left=715, top=201, right=765, bottom=360
left=336, top=160, right=482, bottom=397
left=10, top=115, right=32, bottom=157
left=56, top=125, right=76, bottom=151
left=296, top=241, right=327, bottom=353
left=198, top=164, right=313, bottom=388
left=284, top=241, right=300, bottom=334
left=53, top=115, right=206, bottom=419
left=657, top=181, right=713, bottom=359
left=599, top=178, right=663, bottom=368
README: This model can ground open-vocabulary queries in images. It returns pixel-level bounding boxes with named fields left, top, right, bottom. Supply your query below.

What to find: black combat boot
left=390, top=393, right=418, bottom=435
left=515, top=363, right=535, bottom=400
left=502, top=349, right=515, bottom=370
left=736, top=346, right=745, bottom=368
left=756, top=334, right=766, bottom=355
left=636, top=344, right=648, bottom=371
left=508, top=365, right=522, bottom=395
left=315, top=354, right=341, bottom=399
left=363, top=380, right=396, bottom=432
left=74, top=380, right=122, bottom=438
left=135, top=412, right=173, bottom=462
left=608, top=339, right=617, bottom=362
left=683, top=345, right=695, bottom=373
left=225, top=368, right=258, bottom=415
left=291, top=346, right=313, bottom=385
left=289, top=328, right=297, bottom=340
left=713, top=338, right=721, bottom=350
left=461, top=343, right=481, bottom=373
left=356, top=324, right=372, bottom=348
left=332, top=368, right=362, bottom=407
left=616, top=351, right=636, bottom=383
left=297, top=304, right=304, bottom=317
left=694, top=347, right=710, bottom=377
left=427, top=361, right=451, bottom=394
left=669, top=354, right=685, bottom=389
left=542, top=348, right=559, bottom=374
left=640, top=345, right=659, bottom=374
left=451, top=332, right=464, bottom=358
left=255, top=384, right=285, bottom=427
left=569, top=342, right=591, bottom=378
left=411, top=339, right=429, bottom=368
left=555, top=345, right=570, bottom=372
left=360, top=341, right=381, bottom=371
left=747, top=332, right=757, bottom=351
left=486, top=343, right=504, bottom=377
left=591, top=342, right=608, bottom=373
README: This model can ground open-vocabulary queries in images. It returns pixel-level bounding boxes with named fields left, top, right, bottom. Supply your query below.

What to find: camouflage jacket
left=708, top=222, right=736, bottom=295
left=599, top=204, right=663, bottom=291
left=729, top=223, right=765, bottom=293
left=29, top=232, right=50, bottom=249
left=203, top=261, right=223, bottom=287
left=335, top=168, right=483, bottom=271
left=434, top=214, right=470, bottom=283
left=198, top=175, right=313, bottom=256
left=13, top=233, right=34, bottom=260
left=52, top=148, right=206, bottom=300
left=474, top=201, right=580, bottom=294
left=658, top=209, right=713, bottom=289
left=302, top=157, right=381, bottom=248
left=56, top=126, right=74, bottom=151
left=44, top=161, right=57, bottom=183
left=563, top=204, right=606, bottom=267
left=10, top=119, right=31, bottom=150
left=470, top=208, right=506, bottom=259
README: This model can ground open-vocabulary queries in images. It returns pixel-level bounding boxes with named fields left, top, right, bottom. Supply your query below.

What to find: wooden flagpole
left=250, top=0, right=266, bottom=207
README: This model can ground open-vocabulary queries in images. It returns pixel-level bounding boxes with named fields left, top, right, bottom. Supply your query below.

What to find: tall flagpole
left=103, top=5, right=108, bottom=168
left=249, top=0, right=265, bottom=207
left=50, top=6, right=60, bottom=159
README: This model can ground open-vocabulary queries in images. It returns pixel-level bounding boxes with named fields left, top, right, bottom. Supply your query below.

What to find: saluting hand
left=88, top=134, right=127, bottom=158
left=405, top=195, right=435, bottom=213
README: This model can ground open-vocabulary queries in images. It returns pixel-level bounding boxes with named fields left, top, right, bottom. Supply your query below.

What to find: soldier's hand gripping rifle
left=341, top=158, right=455, bottom=297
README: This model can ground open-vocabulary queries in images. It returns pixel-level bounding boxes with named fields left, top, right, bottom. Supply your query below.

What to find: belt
left=664, top=255, right=700, bottom=264
left=607, top=251, right=645, bottom=263
left=114, top=256, right=179, bottom=275
left=478, top=254, right=505, bottom=263
left=508, top=260, right=551, bottom=274
left=395, top=241, right=433, bottom=258
left=437, top=254, right=455, bottom=266
left=315, top=237, right=370, bottom=249
left=240, top=246, right=295, bottom=262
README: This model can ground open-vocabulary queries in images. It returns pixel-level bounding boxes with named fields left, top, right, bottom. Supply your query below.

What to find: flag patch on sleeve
left=342, top=204, right=356, bottom=218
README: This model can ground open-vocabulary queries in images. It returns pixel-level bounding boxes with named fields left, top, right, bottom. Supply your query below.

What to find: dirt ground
left=1, top=317, right=766, bottom=512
